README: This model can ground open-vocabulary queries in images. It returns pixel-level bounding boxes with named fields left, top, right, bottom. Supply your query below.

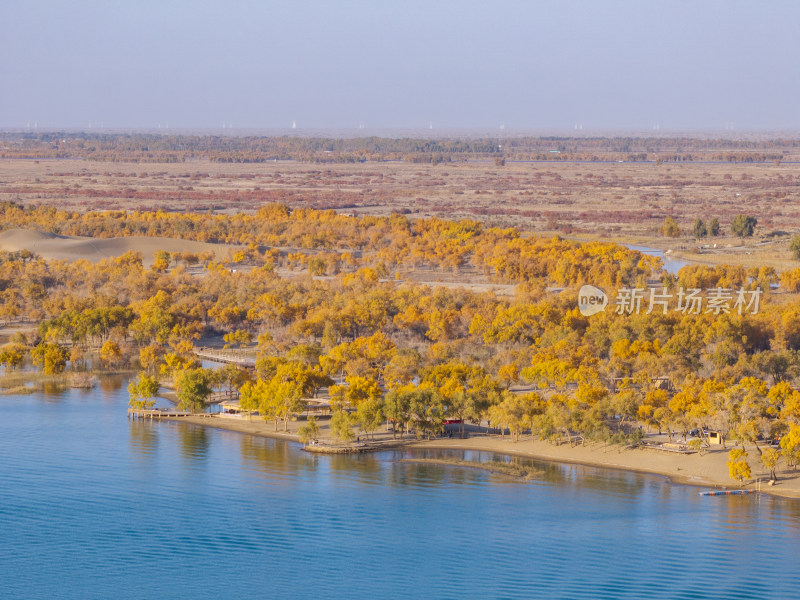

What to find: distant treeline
left=0, top=132, right=796, bottom=164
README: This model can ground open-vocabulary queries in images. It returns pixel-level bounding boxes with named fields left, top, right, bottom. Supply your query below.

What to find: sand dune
left=0, top=228, right=237, bottom=266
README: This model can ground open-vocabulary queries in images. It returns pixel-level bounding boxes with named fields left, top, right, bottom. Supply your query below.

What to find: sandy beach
left=158, top=413, right=800, bottom=500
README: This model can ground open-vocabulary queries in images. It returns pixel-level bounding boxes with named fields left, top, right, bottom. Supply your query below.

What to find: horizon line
left=4, top=125, right=800, bottom=140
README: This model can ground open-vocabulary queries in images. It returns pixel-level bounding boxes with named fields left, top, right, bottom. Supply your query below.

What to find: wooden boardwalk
left=194, top=347, right=255, bottom=368
left=128, top=408, right=213, bottom=420
left=157, top=385, right=239, bottom=405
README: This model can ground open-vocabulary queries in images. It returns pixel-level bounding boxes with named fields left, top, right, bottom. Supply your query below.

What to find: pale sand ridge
left=0, top=228, right=237, bottom=266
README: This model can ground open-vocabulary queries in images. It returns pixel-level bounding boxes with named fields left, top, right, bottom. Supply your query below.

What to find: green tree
left=215, top=362, right=250, bottom=395
left=709, top=217, right=720, bottom=236
left=384, top=385, right=414, bottom=439
left=357, top=396, right=384, bottom=440
left=128, top=373, right=160, bottom=410
left=408, top=385, right=445, bottom=439
left=789, top=234, right=800, bottom=260
left=731, top=214, right=757, bottom=237
left=331, top=410, right=356, bottom=442
left=176, top=368, right=213, bottom=413
left=692, top=218, right=707, bottom=238
left=297, top=416, right=320, bottom=446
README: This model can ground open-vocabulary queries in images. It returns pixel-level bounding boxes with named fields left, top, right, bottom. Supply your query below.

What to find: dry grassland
left=1, top=158, right=799, bottom=270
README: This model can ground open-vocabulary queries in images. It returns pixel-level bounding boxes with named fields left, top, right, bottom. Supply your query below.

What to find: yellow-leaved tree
left=99, top=340, right=123, bottom=367
left=727, top=448, right=751, bottom=484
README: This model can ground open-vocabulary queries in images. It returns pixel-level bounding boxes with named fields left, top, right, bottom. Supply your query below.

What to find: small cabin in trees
left=651, top=377, right=674, bottom=392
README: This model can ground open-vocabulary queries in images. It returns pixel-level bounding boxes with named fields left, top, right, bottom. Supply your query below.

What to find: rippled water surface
left=2, top=379, right=799, bottom=599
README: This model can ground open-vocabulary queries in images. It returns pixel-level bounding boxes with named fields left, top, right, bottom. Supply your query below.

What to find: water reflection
left=29, top=372, right=126, bottom=402
left=403, top=447, right=656, bottom=498
left=40, top=381, right=68, bottom=399
left=129, top=419, right=158, bottom=459
left=177, top=424, right=210, bottom=462
left=331, top=453, right=385, bottom=484
left=239, top=435, right=305, bottom=474
left=99, top=374, right=125, bottom=393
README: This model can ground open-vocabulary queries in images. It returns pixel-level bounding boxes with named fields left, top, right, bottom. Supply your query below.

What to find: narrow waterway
left=626, top=244, right=691, bottom=274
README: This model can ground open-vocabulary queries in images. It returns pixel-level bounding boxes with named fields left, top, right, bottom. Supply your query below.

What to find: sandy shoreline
left=156, top=414, right=800, bottom=500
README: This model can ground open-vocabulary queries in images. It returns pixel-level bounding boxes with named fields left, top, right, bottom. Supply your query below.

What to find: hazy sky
left=2, top=0, right=799, bottom=131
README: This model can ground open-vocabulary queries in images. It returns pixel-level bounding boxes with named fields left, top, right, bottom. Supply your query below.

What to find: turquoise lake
left=1, top=377, right=799, bottom=599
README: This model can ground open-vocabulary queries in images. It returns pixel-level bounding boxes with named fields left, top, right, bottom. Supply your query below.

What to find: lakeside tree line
left=1, top=203, right=800, bottom=482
